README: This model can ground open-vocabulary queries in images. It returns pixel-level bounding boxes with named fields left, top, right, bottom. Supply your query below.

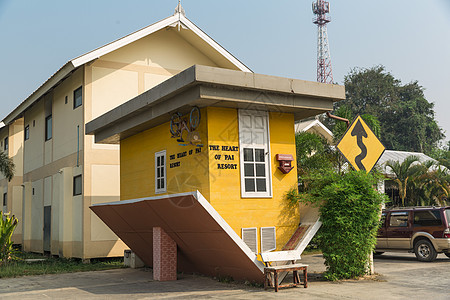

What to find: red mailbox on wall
left=276, top=154, right=294, bottom=174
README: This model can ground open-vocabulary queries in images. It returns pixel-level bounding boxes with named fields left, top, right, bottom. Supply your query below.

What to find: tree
left=0, top=151, right=14, bottom=181
left=295, top=131, right=335, bottom=181
left=330, top=66, right=443, bottom=154
left=409, top=161, right=449, bottom=207
left=385, top=155, right=421, bottom=207
left=329, top=105, right=381, bottom=141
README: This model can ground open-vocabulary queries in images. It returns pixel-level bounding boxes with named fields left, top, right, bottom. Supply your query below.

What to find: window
left=238, top=110, right=271, bottom=197
left=242, top=227, right=258, bottom=253
left=155, top=150, right=166, bottom=193
left=413, top=210, right=442, bottom=226
left=73, top=86, right=82, bottom=109
left=4, top=137, right=8, bottom=151
left=24, top=125, right=30, bottom=141
left=2, top=193, right=6, bottom=207
left=261, top=227, right=276, bottom=253
left=73, top=175, right=82, bottom=196
left=45, top=115, right=52, bottom=140
left=389, top=211, right=409, bottom=227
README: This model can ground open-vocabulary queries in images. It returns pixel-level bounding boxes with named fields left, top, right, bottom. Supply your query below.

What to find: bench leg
left=264, top=270, right=267, bottom=290
left=303, top=267, right=308, bottom=288
left=294, top=270, right=301, bottom=285
left=274, top=271, right=279, bottom=292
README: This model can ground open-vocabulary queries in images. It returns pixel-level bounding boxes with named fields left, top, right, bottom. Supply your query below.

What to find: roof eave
left=86, top=65, right=345, bottom=144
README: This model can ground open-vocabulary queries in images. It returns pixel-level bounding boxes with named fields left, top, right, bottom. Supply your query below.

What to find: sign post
left=336, top=115, right=385, bottom=275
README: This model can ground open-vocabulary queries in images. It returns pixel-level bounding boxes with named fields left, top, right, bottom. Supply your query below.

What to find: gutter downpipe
left=77, top=125, right=80, bottom=167
left=326, top=111, right=349, bottom=128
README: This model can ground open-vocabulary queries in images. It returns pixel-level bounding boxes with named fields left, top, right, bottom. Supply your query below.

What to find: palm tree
left=385, top=155, right=421, bottom=207
left=0, top=151, right=14, bottom=181
left=417, top=163, right=450, bottom=206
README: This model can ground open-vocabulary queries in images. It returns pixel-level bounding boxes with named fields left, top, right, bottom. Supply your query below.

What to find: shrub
left=300, top=170, right=387, bottom=280
left=0, top=211, right=18, bottom=266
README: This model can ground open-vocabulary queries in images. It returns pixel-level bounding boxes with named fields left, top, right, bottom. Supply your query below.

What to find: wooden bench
left=261, top=250, right=307, bottom=292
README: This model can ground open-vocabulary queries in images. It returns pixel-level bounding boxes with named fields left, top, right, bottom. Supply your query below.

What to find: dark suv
left=376, top=206, right=450, bottom=261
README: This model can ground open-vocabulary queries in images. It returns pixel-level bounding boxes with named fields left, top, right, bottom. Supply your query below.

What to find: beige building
left=0, top=119, right=24, bottom=244
left=1, top=7, right=251, bottom=259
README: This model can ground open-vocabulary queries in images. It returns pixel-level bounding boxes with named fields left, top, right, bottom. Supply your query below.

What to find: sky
left=0, top=0, right=449, bottom=144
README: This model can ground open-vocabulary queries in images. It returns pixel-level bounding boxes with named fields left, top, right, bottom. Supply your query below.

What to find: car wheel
left=414, top=239, right=437, bottom=262
left=445, top=253, right=450, bottom=259
left=374, top=252, right=384, bottom=255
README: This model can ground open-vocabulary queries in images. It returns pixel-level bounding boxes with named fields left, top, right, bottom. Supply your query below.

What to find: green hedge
left=300, top=170, right=387, bottom=280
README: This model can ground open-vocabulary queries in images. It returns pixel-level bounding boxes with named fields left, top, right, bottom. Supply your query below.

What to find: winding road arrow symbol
left=351, top=120, right=368, bottom=171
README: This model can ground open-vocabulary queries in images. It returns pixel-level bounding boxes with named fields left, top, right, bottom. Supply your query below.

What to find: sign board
left=336, top=115, right=385, bottom=172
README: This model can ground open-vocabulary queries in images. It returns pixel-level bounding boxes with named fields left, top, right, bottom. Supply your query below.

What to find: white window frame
left=155, top=150, right=167, bottom=194
left=238, top=109, right=272, bottom=198
left=241, top=227, right=258, bottom=253
left=260, top=226, right=276, bottom=253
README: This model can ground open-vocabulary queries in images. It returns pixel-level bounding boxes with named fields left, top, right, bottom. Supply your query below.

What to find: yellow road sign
left=336, top=115, right=385, bottom=172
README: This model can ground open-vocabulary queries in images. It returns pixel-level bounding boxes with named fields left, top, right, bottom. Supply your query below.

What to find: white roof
left=377, top=150, right=435, bottom=166
left=3, top=10, right=251, bottom=125
left=377, top=150, right=436, bottom=175
left=295, top=119, right=334, bottom=142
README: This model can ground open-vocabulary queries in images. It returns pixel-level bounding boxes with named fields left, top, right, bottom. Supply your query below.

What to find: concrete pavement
left=0, top=252, right=449, bottom=299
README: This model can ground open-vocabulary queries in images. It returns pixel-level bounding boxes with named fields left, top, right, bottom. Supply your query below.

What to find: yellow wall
left=121, top=108, right=209, bottom=200
left=120, top=107, right=299, bottom=251
left=207, top=108, right=299, bottom=250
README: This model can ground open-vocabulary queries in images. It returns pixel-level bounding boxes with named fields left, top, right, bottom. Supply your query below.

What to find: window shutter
left=261, top=227, right=276, bottom=253
left=242, top=227, right=258, bottom=253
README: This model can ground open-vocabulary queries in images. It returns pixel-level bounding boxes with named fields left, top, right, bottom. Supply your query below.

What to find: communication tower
left=312, top=0, right=333, bottom=84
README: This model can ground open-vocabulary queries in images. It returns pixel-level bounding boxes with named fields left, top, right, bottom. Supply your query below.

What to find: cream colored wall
left=22, top=182, right=32, bottom=251
left=24, top=101, right=45, bottom=174
left=10, top=119, right=24, bottom=177
left=30, top=179, right=43, bottom=252
left=56, top=167, right=73, bottom=256
left=11, top=186, right=23, bottom=242
left=100, top=28, right=218, bottom=72
left=91, top=68, right=138, bottom=121
left=90, top=164, right=120, bottom=241
left=9, top=119, right=25, bottom=243
left=52, top=68, right=84, bottom=162
left=72, top=166, right=83, bottom=244
left=22, top=68, right=84, bottom=256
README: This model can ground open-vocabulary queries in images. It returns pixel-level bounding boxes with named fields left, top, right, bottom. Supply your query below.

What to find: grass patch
left=0, top=251, right=125, bottom=278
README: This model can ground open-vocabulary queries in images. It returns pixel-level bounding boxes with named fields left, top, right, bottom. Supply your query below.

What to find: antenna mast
left=312, top=0, right=333, bottom=84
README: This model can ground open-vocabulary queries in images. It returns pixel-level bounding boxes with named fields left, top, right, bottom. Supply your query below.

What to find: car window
left=413, top=210, right=442, bottom=226
left=389, top=211, right=409, bottom=227
left=445, top=209, right=450, bottom=227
